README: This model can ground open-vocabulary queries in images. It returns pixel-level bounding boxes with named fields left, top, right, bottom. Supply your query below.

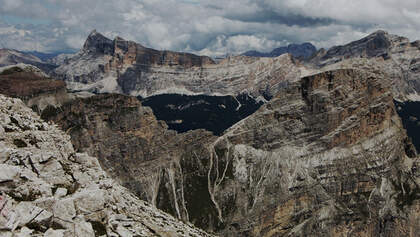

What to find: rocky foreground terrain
left=0, top=94, right=214, bottom=236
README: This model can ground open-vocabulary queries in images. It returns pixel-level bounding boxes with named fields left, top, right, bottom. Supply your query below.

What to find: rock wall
left=54, top=31, right=302, bottom=99
left=0, top=94, right=214, bottom=236
left=202, top=68, right=420, bottom=236
left=0, top=65, right=70, bottom=112
left=43, top=68, right=420, bottom=236
left=309, top=30, right=420, bottom=101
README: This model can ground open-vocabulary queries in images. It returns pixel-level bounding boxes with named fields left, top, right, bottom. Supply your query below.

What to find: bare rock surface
left=0, top=64, right=70, bottom=112
left=309, top=30, right=420, bottom=101
left=0, top=94, right=214, bottom=237
left=53, top=31, right=302, bottom=99
left=43, top=69, right=420, bottom=236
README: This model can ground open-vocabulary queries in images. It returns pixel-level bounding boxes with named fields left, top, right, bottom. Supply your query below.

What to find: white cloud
left=1, top=0, right=420, bottom=55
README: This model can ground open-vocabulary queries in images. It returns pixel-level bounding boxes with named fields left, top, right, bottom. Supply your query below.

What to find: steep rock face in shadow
left=40, top=94, right=222, bottom=229
left=43, top=69, right=420, bottom=236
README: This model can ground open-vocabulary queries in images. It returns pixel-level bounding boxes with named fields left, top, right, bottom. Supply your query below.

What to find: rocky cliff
left=0, top=64, right=70, bottom=113
left=309, top=30, right=420, bottom=101
left=53, top=31, right=302, bottom=99
left=0, top=94, right=214, bottom=236
left=205, top=68, right=419, bottom=236
left=43, top=68, right=420, bottom=236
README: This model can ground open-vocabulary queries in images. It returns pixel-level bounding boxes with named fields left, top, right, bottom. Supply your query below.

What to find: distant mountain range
left=242, top=42, right=317, bottom=59
left=24, top=49, right=77, bottom=62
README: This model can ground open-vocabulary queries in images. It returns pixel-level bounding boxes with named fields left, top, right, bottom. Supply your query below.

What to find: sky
left=1, top=0, right=420, bottom=56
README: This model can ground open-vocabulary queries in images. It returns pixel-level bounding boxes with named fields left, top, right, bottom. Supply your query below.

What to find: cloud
left=1, top=0, right=420, bottom=55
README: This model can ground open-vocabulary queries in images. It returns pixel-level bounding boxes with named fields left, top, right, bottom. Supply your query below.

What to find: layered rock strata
left=44, top=68, right=420, bottom=236
left=309, top=30, right=420, bottom=101
left=54, top=31, right=302, bottom=99
left=0, top=64, right=70, bottom=112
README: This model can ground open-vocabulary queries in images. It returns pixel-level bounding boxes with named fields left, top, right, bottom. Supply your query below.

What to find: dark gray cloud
left=0, top=0, right=420, bottom=56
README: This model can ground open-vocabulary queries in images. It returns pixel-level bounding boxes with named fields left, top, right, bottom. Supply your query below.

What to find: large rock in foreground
left=0, top=94, right=213, bottom=236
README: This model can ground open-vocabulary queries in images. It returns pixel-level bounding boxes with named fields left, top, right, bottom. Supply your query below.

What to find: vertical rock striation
left=43, top=68, right=420, bottom=236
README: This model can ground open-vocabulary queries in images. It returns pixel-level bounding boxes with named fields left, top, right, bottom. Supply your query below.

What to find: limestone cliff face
left=41, top=93, right=223, bottom=230
left=54, top=31, right=302, bottom=99
left=206, top=68, right=420, bottom=236
left=0, top=94, right=214, bottom=236
left=0, top=64, right=70, bottom=112
left=43, top=69, right=420, bottom=236
left=309, top=30, right=420, bottom=101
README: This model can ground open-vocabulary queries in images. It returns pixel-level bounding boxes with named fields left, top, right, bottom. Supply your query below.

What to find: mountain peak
left=82, top=30, right=113, bottom=54
left=88, top=29, right=98, bottom=37
left=369, top=29, right=389, bottom=36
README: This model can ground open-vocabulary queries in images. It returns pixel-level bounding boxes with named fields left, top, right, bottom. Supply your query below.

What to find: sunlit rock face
left=201, top=68, right=420, bottom=236
left=309, top=30, right=420, bottom=102
left=0, top=94, right=214, bottom=237
left=53, top=30, right=302, bottom=100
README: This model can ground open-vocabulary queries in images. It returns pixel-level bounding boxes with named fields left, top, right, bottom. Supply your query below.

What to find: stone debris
left=0, top=94, right=214, bottom=236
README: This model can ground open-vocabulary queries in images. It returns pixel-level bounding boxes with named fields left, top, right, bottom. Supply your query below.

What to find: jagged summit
left=82, top=30, right=114, bottom=54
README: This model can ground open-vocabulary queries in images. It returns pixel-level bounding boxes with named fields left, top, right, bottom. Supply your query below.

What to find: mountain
left=41, top=67, right=420, bottom=236
left=0, top=94, right=214, bottom=236
left=0, top=64, right=70, bottom=113
left=24, top=50, right=77, bottom=62
left=53, top=30, right=303, bottom=99
left=309, top=30, right=420, bottom=101
left=2, top=31, right=420, bottom=236
left=242, top=42, right=317, bottom=59
left=0, top=49, right=57, bottom=73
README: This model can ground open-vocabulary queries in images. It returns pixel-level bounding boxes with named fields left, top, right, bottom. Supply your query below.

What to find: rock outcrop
left=309, top=30, right=420, bottom=101
left=0, top=64, right=70, bottom=113
left=0, top=94, right=214, bottom=236
left=53, top=30, right=302, bottom=99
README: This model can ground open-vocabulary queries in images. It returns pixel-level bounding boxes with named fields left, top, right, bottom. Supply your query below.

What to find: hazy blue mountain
left=242, top=42, right=316, bottom=59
